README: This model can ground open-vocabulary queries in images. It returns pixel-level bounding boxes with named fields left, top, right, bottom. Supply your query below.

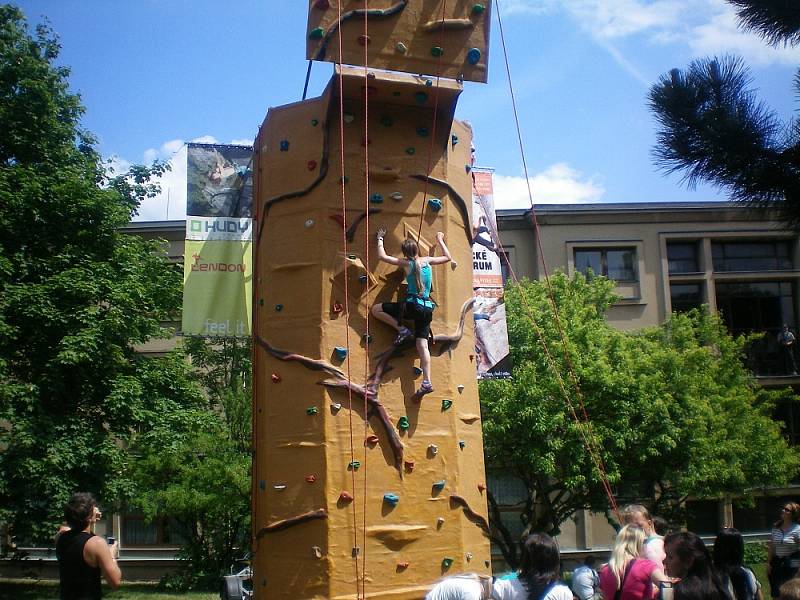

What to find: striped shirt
left=772, top=523, right=800, bottom=557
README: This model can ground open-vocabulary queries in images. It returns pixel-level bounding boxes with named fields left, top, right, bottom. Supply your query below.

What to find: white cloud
left=134, top=144, right=188, bottom=222
left=493, top=163, right=605, bottom=209
left=230, top=138, right=254, bottom=146
left=565, top=0, right=685, bottom=40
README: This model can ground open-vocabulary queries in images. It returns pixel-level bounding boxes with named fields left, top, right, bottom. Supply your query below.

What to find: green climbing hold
left=370, top=193, right=384, bottom=204
left=442, top=557, right=454, bottom=569
left=311, top=118, right=319, bottom=126
left=471, top=3, right=486, bottom=15
left=395, top=42, right=407, bottom=54
left=307, top=406, right=318, bottom=415
left=442, top=399, right=453, bottom=411
left=347, top=253, right=357, bottom=260
left=414, top=91, right=428, bottom=105
left=398, top=416, right=410, bottom=431
left=431, top=46, right=444, bottom=57
left=406, top=147, right=416, bottom=155
left=309, top=27, right=325, bottom=40
left=348, top=460, right=361, bottom=470
left=275, top=304, right=283, bottom=311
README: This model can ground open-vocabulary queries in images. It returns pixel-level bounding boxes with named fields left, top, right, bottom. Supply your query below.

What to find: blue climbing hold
left=413, top=366, right=423, bottom=376
left=428, top=198, right=443, bottom=212
left=417, top=127, right=429, bottom=137
left=451, top=134, right=459, bottom=146
left=432, top=480, right=446, bottom=491
left=467, top=47, right=482, bottom=65
left=275, top=304, right=283, bottom=312
left=334, top=347, right=348, bottom=359
left=279, top=140, right=290, bottom=151
left=370, top=193, right=384, bottom=204
left=359, top=274, right=368, bottom=283
left=459, top=440, right=466, bottom=450
left=384, top=493, right=400, bottom=507
left=414, top=91, right=428, bottom=105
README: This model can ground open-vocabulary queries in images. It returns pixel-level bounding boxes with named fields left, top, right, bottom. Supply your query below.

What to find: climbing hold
left=437, top=517, right=445, bottom=527
left=405, top=147, right=416, bottom=155
left=478, top=483, right=487, bottom=493
left=442, top=557, right=454, bottom=570
left=431, top=46, right=444, bottom=57
left=352, top=547, right=360, bottom=557
left=428, top=444, right=439, bottom=456
left=469, top=354, right=474, bottom=362
left=459, top=440, right=466, bottom=450
left=271, top=373, right=281, bottom=383
left=398, top=416, right=410, bottom=431
left=362, top=333, right=372, bottom=344
left=451, top=134, right=459, bottom=146
left=414, top=92, right=428, bottom=105
left=390, top=192, right=403, bottom=201
left=428, top=198, right=443, bottom=212
left=312, top=546, right=323, bottom=559
left=259, top=480, right=266, bottom=491
left=343, top=113, right=355, bottom=123
left=432, top=480, right=446, bottom=491
left=279, top=140, right=290, bottom=151
left=311, top=118, right=319, bottom=126
left=442, top=399, right=453, bottom=411
left=331, top=402, right=342, bottom=412
left=365, top=435, right=379, bottom=445
left=425, top=79, right=433, bottom=87
left=307, top=160, right=317, bottom=171
left=467, top=47, right=482, bottom=65
left=258, top=298, right=264, bottom=306
left=306, top=406, right=318, bottom=415
left=380, top=115, right=393, bottom=127
left=466, top=552, right=473, bottom=562
left=339, top=491, right=354, bottom=502
left=313, top=0, right=330, bottom=8
left=305, top=218, right=315, bottom=228
left=358, top=34, right=370, bottom=46
left=305, top=474, right=317, bottom=483
left=358, top=274, right=368, bottom=283
left=485, top=560, right=491, bottom=568
left=465, top=164, right=472, bottom=173
left=457, top=384, right=465, bottom=393
left=383, top=493, right=400, bottom=507
left=347, top=253, right=357, bottom=260
left=309, top=27, right=325, bottom=40
left=417, top=126, right=429, bottom=137
left=348, top=461, right=361, bottom=470
left=397, top=562, right=410, bottom=570
left=369, top=193, right=384, bottom=204
left=275, top=304, right=283, bottom=311
left=332, top=302, right=343, bottom=313
left=395, top=42, right=407, bottom=54
left=340, top=175, right=349, bottom=184
left=472, top=3, right=486, bottom=15
left=403, top=460, right=415, bottom=473
left=334, top=347, right=348, bottom=360
left=273, top=484, right=286, bottom=491
left=413, top=366, right=423, bottom=376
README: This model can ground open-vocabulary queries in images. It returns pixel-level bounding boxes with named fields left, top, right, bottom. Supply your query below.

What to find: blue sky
left=16, top=0, right=800, bottom=221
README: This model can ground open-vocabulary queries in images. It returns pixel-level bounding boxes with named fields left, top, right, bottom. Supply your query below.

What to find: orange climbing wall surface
left=251, top=66, right=491, bottom=599
left=306, top=0, right=492, bottom=84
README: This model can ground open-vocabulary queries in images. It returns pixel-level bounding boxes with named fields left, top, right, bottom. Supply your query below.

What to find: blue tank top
left=406, top=261, right=432, bottom=298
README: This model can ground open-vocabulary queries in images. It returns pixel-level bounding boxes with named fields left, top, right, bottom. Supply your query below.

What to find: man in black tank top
left=56, top=493, right=121, bottom=599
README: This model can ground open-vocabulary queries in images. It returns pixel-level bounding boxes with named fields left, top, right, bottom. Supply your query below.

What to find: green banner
left=182, top=240, right=252, bottom=337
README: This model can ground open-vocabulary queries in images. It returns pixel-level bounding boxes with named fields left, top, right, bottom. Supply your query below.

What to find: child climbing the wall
left=371, top=227, right=453, bottom=398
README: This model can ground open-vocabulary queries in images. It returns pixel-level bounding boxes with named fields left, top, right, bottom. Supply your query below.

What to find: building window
left=712, top=240, right=793, bottom=272
left=122, top=512, right=186, bottom=546
left=574, top=247, right=637, bottom=282
left=670, top=283, right=703, bottom=313
left=667, top=242, right=700, bottom=274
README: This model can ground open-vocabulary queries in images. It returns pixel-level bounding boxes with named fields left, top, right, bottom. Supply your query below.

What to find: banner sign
left=182, top=143, right=253, bottom=337
left=471, top=168, right=511, bottom=378
left=182, top=240, right=252, bottom=337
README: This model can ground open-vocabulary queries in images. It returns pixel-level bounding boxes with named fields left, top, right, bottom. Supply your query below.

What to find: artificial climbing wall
left=306, top=0, right=492, bottom=84
left=251, top=66, right=491, bottom=599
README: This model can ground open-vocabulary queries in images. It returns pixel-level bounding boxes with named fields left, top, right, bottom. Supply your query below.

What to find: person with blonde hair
left=600, top=525, right=669, bottom=600
left=779, top=578, right=800, bottom=600
left=622, top=504, right=666, bottom=570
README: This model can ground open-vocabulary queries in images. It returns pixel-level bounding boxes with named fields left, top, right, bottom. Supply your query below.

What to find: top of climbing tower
left=306, top=0, right=492, bottom=84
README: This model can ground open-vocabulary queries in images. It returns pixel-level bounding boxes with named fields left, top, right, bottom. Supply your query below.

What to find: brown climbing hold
left=365, top=435, right=379, bottom=445
left=469, top=354, right=474, bottom=362
left=478, top=483, right=486, bottom=493
left=306, top=474, right=317, bottom=483
left=404, top=460, right=415, bottom=472
left=332, top=302, right=343, bottom=313
left=397, top=562, right=410, bottom=570
left=358, top=34, right=370, bottom=46
left=339, top=491, right=354, bottom=502
left=307, top=160, right=317, bottom=171
left=271, top=373, right=281, bottom=383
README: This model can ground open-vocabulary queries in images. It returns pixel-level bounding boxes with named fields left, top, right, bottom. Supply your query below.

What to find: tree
left=0, top=6, right=202, bottom=545
left=649, top=1, right=800, bottom=226
left=129, top=337, right=252, bottom=590
left=480, top=273, right=799, bottom=568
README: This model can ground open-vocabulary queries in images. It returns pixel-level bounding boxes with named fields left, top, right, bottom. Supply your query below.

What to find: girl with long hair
left=664, top=531, right=728, bottom=600
left=492, top=533, right=573, bottom=600
left=768, top=502, right=800, bottom=598
left=599, top=525, right=669, bottom=600
left=713, top=528, right=763, bottom=600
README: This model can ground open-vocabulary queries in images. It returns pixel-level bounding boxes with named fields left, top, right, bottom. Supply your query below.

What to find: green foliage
left=744, top=541, right=768, bottom=566
left=0, top=6, right=197, bottom=546
left=480, top=272, right=800, bottom=568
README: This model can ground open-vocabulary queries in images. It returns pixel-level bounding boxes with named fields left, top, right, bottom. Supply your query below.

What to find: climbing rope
left=334, top=2, right=362, bottom=596
left=493, top=0, right=619, bottom=518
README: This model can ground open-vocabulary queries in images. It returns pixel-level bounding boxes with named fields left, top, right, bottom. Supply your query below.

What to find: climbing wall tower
left=252, top=3, right=492, bottom=598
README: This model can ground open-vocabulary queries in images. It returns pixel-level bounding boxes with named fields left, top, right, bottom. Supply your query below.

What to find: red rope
left=334, top=2, right=362, bottom=596
left=494, top=0, right=620, bottom=518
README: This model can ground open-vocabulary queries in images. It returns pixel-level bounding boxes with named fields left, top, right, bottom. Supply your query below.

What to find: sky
left=15, top=0, right=800, bottom=221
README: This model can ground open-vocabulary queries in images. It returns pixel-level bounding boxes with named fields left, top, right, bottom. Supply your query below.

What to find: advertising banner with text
left=471, top=167, right=511, bottom=378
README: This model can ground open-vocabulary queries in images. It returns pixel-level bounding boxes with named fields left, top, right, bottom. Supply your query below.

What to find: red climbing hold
left=306, top=474, right=317, bottom=483
left=339, top=491, right=354, bottom=502
left=358, top=35, right=370, bottom=46
left=397, top=562, right=410, bottom=570
left=365, top=435, right=379, bottom=445
left=478, top=483, right=487, bottom=493
left=332, top=302, right=343, bottom=314
left=307, top=160, right=317, bottom=171
left=271, top=373, right=281, bottom=383
left=404, top=460, right=415, bottom=472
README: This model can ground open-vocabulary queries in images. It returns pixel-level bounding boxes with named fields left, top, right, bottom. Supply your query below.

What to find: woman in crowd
left=491, top=533, right=573, bottom=600
left=664, top=531, right=728, bottom=600
left=713, top=528, right=763, bottom=600
left=768, top=503, right=800, bottom=598
left=600, top=524, right=669, bottom=600
left=622, top=504, right=666, bottom=570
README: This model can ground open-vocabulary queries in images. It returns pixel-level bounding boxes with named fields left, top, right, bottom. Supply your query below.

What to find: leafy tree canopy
left=480, top=273, right=799, bottom=568
left=0, top=5, right=201, bottom=545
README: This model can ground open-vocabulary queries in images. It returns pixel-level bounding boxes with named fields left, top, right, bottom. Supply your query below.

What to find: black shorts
left=382, top=301, right=433, bottom=340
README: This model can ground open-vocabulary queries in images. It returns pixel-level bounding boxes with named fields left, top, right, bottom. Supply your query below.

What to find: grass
left=0, top=580, right=218, bottom=599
